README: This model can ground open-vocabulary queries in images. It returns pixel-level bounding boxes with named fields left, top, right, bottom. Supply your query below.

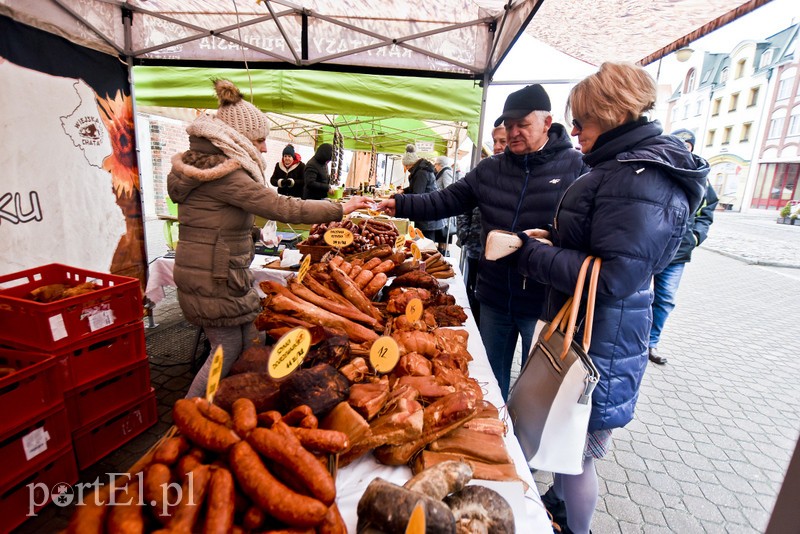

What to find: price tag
left=405, top=502, right=426, bottom=534
left=268, top=327, right=311, bottom=379
left=22, top=427, right=50, bottom=461
left=48, top=314, right=67, bottom=342
left=411, top=242, right=421, bottom=261
left=297, top=254, right=312, bottom=284
left=367, top=209, right=381, bottom=217
left=414, top=228, right=425, bottom=239
left=369, top=336, right=400, bottom=374
left=405, top=298, right=423, bottom=322
left=206, top=346, right=224, bottom=403
left=323, top=228, right=354, bottom=248
left=395, top=234, right=406, bottom=249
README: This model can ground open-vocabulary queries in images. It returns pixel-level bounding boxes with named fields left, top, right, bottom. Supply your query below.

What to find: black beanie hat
left=282, top=144, right=295, bottom=158
left=494, top=84, right=551, bottom=127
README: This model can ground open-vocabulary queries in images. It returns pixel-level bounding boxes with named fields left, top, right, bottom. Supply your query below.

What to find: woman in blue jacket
left=511, top=63, right=709, bottom=534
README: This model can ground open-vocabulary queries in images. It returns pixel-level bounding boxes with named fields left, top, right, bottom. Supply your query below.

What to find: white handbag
left=508, top=256, right=601, bottom=475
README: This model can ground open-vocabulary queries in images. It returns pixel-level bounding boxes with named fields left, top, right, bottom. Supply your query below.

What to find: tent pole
left=472, top=72, right=490, bottom=170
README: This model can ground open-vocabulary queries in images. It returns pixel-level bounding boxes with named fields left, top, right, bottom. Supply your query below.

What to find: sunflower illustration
left=97, top=90, right=139, bottom=197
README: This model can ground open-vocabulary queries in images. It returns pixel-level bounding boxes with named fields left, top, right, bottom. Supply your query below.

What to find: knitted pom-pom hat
left=402, top=144, right=421, bottom=166
left=213, top=79, right=270, bottom=142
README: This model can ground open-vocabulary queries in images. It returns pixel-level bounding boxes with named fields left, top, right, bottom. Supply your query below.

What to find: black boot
left=541, top=488, right=567, bottom=529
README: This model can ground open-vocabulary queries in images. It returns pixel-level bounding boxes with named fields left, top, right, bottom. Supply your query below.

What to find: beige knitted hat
left=213, top=79, right=270, bottom=141
left=402, top=144, right=421, bottom=166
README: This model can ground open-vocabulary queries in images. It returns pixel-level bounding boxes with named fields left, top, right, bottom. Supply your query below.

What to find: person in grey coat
left=433, top=155, right=456, bottom=254
left=168, top=79, right=371, bottom=398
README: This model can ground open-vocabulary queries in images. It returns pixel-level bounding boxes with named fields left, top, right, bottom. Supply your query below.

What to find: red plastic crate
left=64, top=359, right=151, bottom=429
left=72, top=389, right=157, bottom=470
left=8, top=320, right=148, bottom=391
left=0, top=405, right=72, bottom=490
left=0, top=349, right=64, bottom=432
left=0, top=445, right=78, bottom=534
left=0, top=263, right=142, bottom=351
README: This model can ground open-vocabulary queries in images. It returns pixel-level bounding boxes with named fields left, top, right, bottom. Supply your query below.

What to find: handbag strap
left=581, top=257, right=602, bottom=353
left=559, top=256, right=594, bottom=360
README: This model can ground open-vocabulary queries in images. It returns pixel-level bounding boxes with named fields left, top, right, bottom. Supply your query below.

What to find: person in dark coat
left=647, top=129, right=719, bottom=364
left=509, top=63, right=709, bottom=534
left=400, top=144, right=444, bottom=236
left=303, top=143, right=334, bottom=199
left=269, top=144, right=305, bottom=198
left=378, top=85, right=586, bottom=399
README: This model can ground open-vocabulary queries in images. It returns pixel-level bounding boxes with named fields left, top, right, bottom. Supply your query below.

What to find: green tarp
left=133, top=67, right=483, bottom=152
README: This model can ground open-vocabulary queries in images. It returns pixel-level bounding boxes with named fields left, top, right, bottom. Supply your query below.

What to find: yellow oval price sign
left=405, top=297, right=423, bottom=322
left=205, top=346, right=224, bottom=403
left=395, top=234, right=406, bottom=250
left=411, top=242, right=421, bottom=261
left=414, top=228, right=425, bottom=239
left=297, top=254, right=312, bottom=283
left=324, top=228, right=354, bottom=248
left=268, top=327, right=311, bottom=379
left=369, top=336, right=400, bottom=374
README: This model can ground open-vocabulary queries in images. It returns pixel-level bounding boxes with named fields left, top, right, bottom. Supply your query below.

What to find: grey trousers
left=186, top=322, right=260, bottom=398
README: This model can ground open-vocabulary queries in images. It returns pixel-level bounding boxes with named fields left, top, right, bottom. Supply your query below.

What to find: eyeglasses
left=571, top=119, right=583, bottom=133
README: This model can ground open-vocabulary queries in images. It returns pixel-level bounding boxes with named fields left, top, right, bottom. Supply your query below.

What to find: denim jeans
left=186, top=322, right=260, bottom=398
left=479, top=303, right=537, bottom=400
left=649, top=262, right=686, bottom=347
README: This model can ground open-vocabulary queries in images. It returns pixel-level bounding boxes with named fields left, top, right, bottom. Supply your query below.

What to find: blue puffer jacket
left=516, top=120, right=709, bottom=431
left=395, top=124, right=586, bottom=318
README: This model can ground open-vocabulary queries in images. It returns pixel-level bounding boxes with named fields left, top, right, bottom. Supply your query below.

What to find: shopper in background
left=303, top=143, right=334, bottom=200
left=456, top=125, right=507, bottom=327
left=168, top=79, right=371, bottom=398
left=648, top=129, right=718, bottom=364
left=433, top=155, right=456, bottom=255
left=508, top=63, right=708, bottom=534
left=400, top=144, right=445, bottom=238
left=378, top=85, right=585, bottom=399
left=270, top=144, right=305, bottom=198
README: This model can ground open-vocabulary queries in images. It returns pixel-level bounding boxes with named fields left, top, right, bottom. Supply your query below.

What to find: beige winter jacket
left=168, top=136, right=343, bottom=327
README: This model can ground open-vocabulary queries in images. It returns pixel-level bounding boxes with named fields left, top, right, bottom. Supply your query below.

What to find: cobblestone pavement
left=15, top=211, right=800, bottom=533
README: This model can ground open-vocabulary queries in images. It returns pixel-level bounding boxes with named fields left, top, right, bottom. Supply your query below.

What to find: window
left=712, top=98, right=722, bottom=116
left=695, top=100, right=703, bottom=116
left=722, top=127, right=732, bottom=145
left=760, top=49, right=773, bottom=68
left=729, top=93, right=739, bottom=112
left=706, top=129, right=716, bottom=147
left=740, top=122, right=752, bottom=142
left=748, top=87, right=760, bottom=107
left=682, top=104, right=689, bottom=119
left=685, top=69, right=696, bottom=93
left=671, top=106, right=679, bottom=122
left=768, top=117, right=785, bottom=138
left=720, top=67, right=729, bottom=84
left=735, top=59, right=746, bottom=79
left=777, top=77, right=794, bottom=100
left=789, top=113, right=800, bottom=136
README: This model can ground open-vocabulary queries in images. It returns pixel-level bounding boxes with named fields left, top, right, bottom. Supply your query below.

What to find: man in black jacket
left=378, top=85, right=586, bottom=399
left=648, top=129, right=719, bottom=364
left=303, top=143, right=334, bottom=200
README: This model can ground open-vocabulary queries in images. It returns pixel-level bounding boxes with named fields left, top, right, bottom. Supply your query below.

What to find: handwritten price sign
left=369, top=336, right=400, bottom=373
left=206, top=346, right=225, bottom=403
left=405, top=297, right=423, bottom=322
left=268, top=327, right=311, bottom=379
left=323, top=228, right=354, bottom=248
left=297, top=254, right=312, bottom=283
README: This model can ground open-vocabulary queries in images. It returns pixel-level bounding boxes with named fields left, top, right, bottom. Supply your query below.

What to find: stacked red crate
left=0, top=264, right=157, bottom=473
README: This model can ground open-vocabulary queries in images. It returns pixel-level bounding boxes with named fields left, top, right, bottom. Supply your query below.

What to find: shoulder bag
left=507, top=255, right=601, bottom=475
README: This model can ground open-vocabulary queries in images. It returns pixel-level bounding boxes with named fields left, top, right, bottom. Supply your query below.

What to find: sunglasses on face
left=571, top=119, right=583, bottom=133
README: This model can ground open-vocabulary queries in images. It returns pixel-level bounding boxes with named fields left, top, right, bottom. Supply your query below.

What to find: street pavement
left=15, top=210, right=800, bottom=533
left=530, top=209, right=800, bottom=533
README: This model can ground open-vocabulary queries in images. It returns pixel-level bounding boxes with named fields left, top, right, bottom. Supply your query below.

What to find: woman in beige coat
left=168, top=79, right=370, bottom=397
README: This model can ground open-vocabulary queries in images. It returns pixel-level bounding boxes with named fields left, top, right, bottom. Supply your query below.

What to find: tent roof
left=526, top=0, right=773, bottom=67
left=133, top=66, right=480, bottom=153
left=0, top=0, right=540, bottom=78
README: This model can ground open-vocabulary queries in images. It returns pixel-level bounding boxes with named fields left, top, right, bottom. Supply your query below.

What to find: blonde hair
left=567, top=62, right=656, bottom=131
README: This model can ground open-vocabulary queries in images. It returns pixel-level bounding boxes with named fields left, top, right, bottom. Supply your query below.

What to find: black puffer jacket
left=269, top=160, right=305, bottom=198
left=303, top=144, right=333, bottom=200
left=672, top=181, right=718, bottom=263
left=515, top=120, right=709, bottom=431
left=395, top=124, right=586, bottom=317
left=403, top=158, right=444, bottom=233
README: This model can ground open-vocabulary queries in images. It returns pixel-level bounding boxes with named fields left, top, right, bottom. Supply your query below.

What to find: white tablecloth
left=144, top=255, right=291, bottom=306
left=335, top=261, right=550, bottom=533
